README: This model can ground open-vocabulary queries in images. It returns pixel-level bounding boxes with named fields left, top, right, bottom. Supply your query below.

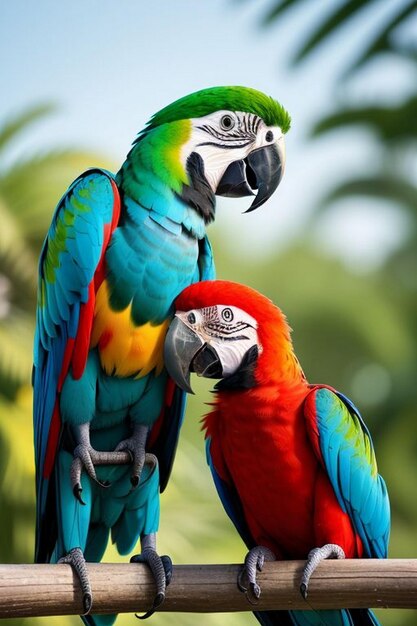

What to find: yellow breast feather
left=91, top=281, right=169, bottom=378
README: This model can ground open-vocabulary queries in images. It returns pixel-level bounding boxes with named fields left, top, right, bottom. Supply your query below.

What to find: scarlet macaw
left=164, top=279, right=390, bottom=626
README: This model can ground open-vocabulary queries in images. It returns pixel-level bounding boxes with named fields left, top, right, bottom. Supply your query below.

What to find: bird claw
left=237, top=546, right=275, bottom=603
left=82, top=591, right=93, bottom=615
left=300, top=543, right=345, bottom=599
left=131, top=549, right=173, bottom=619
left=72, top=482, right=86, bottom=505
left=72, top=444, right=99, bottom=484
left=58, top=547, right=92, bottom=614
left=161, top=555, right=173, bottom=587
left=300, top=582, right=308, bottom=600
left=70, top=446, right=137, bottom=500
left=115, top=437, right=146, bottom=488
left=135, top=592, right=165, bottom=620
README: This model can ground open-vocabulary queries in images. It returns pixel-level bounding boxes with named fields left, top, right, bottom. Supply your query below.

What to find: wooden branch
left=1, top=560, right=416, bottom=618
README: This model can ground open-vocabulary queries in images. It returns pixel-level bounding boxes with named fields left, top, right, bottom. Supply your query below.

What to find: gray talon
left=136, top=591, right=165, bottom=620
left=161, top=555, right=173, bottom=586
left=83, top=592, right=92, bottom=615
left=131, top=538, right=172, bottom=619
left=300, top=543, right=345, bottom=599
left=73, top=483, right=86, bottom=505
left=58, top=547, right=92, bottom=614
left=251, top=582, right=261, bottom=599
left=70, top=422, right=133, bottom=499
left=300, top=582, right=308, bottom=600
left=115, top=423, right=149, bottom=488
left=96, top=478, right=111, bottom=489
left=238, top=546, right=275, bottom=602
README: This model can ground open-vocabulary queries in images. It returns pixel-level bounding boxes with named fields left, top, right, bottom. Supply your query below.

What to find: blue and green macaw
left=33, top=86, right=291, bottom=624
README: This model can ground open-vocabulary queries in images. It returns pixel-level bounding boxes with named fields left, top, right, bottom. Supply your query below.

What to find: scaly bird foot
left=131, top=549, right=173, bottom=619
left=237, top=546, right=275, bottom=604
left=58, top=547, right=92, bottom=614
left=70, top=422, right=131, bottom=503
left=70, top=447, right=130, bottom=504
left=300, top=543, right=345, bottom=599
left=115, top=424, right=149, bottom=488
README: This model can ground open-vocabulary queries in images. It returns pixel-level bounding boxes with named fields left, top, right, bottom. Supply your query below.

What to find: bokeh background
left=1, top=1, right=416, bottom=625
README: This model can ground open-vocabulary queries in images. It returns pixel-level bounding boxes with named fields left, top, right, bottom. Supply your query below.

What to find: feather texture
left=33, top=87, right=292, bottom=625
left=177, top=280, right=389, bottom=626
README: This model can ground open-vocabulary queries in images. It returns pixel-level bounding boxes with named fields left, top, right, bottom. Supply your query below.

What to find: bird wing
left=33, top=168, right=120, bottom=561
left=304, top=385, right=390, bottom=558
left=205, top=433, right=254, bottom=548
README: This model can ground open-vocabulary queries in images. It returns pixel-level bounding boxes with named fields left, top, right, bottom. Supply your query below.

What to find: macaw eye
left=220, top=115, right=235, bottom=131
left=187, top=312, right=196, bottom=324
left=221, top=308, right=234, bottom=322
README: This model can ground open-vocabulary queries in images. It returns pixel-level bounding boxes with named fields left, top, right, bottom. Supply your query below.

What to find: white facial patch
left=179, top=110, right=283, bottom=192
left=176, top=304, right=261, bottom=377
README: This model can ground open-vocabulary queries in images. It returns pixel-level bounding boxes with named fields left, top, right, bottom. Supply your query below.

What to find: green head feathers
left=147, top=86, right=291, bottom=133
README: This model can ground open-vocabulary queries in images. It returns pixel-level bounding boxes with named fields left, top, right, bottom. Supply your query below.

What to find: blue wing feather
left=206, top=437, right=254, bottom=549
left=148, top=229, right=215, bottom=490
left=307, top=387, right=390, bottom=559
left=33, top=168, right=119, bottom=561
left=148, top=385, right=187, bottom=493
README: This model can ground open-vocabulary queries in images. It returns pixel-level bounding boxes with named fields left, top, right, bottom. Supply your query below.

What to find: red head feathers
left=175, top=280, right=305, bottom=386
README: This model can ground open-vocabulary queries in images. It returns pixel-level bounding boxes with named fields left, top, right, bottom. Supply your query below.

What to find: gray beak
left=164, top=317, right=203, bottom=394
left=164, top=317, right=223, bottom=393
left=216, top=142, right=284, bottom=211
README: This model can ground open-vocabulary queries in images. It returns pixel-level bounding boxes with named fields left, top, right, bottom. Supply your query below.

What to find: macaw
left=164, top=279, right=390, bottom=626
left=33, top=87, right=290, bottom=625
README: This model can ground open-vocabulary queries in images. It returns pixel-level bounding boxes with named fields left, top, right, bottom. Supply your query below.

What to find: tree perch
left=0, top=560, right=416, bottom=618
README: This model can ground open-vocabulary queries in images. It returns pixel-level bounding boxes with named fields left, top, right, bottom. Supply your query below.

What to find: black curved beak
left=164, top=317, right=222, bottom=394
left=216, top=142, right=284, bottom=212
left=216, top=160, right=254, bottom=199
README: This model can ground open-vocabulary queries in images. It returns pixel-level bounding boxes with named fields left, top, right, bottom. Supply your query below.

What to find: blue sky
left=1, top=0, right=414, bottom=268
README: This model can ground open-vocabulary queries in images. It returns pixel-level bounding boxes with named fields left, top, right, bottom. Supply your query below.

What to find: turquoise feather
left=34, top=143, right=214, bottom=626
left=312, top=388, right=390, bottom=559
left=33, top=85, right=291, bottom=625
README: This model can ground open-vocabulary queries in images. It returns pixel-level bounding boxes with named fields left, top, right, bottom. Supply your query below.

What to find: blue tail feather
left=254, top=609, right=381, bottom=626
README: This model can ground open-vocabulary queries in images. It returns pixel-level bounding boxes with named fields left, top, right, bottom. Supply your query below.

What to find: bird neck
left=118, top=120, right=216, bottom=227
left=256, top=330, right=308, bottom=391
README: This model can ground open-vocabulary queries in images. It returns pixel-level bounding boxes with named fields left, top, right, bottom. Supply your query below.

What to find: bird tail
left=349, top=610, right=382, bottom=625
left=254, top=610, right=294, bottom=626
left=254, top=608, right=381, bottom=626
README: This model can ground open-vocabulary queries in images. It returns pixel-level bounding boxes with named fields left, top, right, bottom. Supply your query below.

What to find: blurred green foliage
left=0, top=2, right=416, bottom=625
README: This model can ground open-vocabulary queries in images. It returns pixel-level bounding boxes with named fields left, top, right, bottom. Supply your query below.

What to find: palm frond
left=320, top=176, right=417, bottom=218
left=311, top=96, right=417, bottom=142
left=0, top=104, right=116, bottom=400
left=0, top=104, right=56, bottom=156
left=290, top=0, right=374, bottom=65
left=261, top=0, right=299, bottom=26
left=350, top=0, right=417, bottom=74
left=0, top=312, right=34, bottom=394
left=1, top=149, right=115, bottom=246
left=0, top=195, right=38, bottom=293
left=259, top=0, right=416, bottom=71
